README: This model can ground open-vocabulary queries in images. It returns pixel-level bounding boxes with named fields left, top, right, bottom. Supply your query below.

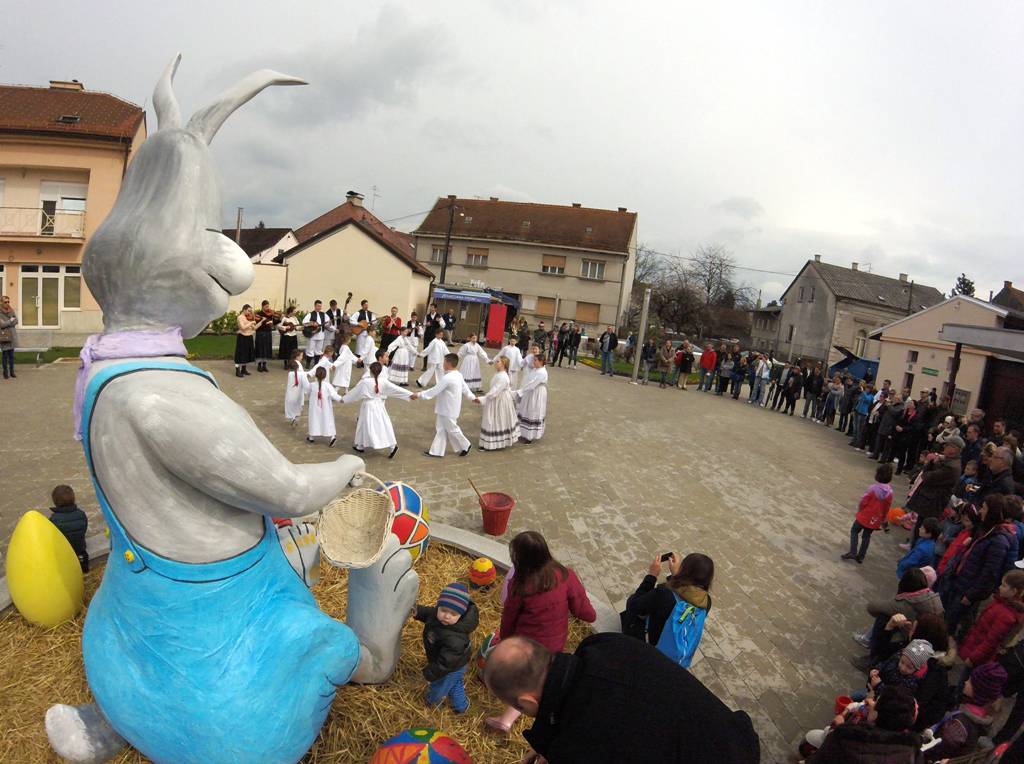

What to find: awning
left=432, top=288, right=492, bottom=304
left=938, top=323, right=1024, bottom=362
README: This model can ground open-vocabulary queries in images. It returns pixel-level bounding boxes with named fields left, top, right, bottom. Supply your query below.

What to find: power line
left=637, top=246, right=798, bottom=277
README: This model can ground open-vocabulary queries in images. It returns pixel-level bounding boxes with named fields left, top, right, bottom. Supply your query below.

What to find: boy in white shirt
left=412, top=353, right=480, bottom=457
left=416, top=329, right=448, bottom=388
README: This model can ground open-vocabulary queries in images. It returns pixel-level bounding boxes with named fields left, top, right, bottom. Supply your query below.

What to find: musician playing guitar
left=301, top=299, right=330, bottom=369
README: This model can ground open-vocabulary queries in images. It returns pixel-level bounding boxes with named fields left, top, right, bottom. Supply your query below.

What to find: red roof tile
left=414, top=198, right=637, bottom=254
left=0, top=84, right=144, bottom=141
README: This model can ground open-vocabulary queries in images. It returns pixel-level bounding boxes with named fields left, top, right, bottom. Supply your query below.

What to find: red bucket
left=480, top=492, right=515, bottom=536
left=834, top=695, right=854, bottom=715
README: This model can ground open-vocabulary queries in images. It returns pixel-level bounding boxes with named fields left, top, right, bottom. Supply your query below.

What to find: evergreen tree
left=950, top=273, right=975, bottom=297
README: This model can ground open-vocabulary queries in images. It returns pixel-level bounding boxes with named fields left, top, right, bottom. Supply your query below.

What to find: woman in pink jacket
left=485, top=530, right=596, bottom=735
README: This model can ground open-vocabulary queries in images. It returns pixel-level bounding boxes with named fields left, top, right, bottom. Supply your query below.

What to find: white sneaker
left=805, top=729, right=827, bottom=749
left=851, top=631, right=871, bottom=648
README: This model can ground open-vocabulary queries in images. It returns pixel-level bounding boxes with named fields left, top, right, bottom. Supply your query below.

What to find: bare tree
left=633, top=244, right=662, bottom=286
left=687, top=244, right=736, bottom=306
left=650, top=259, right=704, bottom=333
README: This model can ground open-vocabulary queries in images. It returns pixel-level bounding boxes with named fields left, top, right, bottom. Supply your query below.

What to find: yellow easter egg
left=4, top=510, right=84, bottom=627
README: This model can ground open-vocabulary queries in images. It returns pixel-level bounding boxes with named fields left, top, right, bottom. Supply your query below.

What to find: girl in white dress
left=516, top=354, right=549, bottom=443
left=457, top=333, right=490, bottom=392
left=330, top=330, right=357, bottom=394
left=387, top=327, right=415, bottom=386
left=491, top=338, right=524, bottom=389
left=342, top=361, right=412, bottom=459
left=306, top=366, right=342, bottom=447
left=356, top=328, right=378, bottom=372
left=284, top=349, right=308, bottom=425
left=479, top=356, right=520, bottom=451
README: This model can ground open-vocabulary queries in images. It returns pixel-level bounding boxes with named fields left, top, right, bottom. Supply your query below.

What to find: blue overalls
left=79, top=360, right=359, bottom=764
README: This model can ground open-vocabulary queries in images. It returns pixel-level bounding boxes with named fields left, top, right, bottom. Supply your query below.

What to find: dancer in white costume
left=331, top=330, right=357, bottom=394
left=516, top=353, right=548, bottom=443
left=416, top=329, right=448, bottom=388
left=491, top=338, right=524, bottom=389
left=284, top=349, right=309, bottom=425
left=457, top=333, right=490, bottom=392
left=387, top=327, right=415, bottom=386
left=479, top=356, right=520, bottom=451
left=342, top=361, right=411, bottom=459
left=413, top=352, right=480, bottom=457
left=306, top=366, right=341, bottom=447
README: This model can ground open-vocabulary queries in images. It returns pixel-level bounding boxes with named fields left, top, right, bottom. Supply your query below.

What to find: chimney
left=851, top=262, right=859, bottom=271
left=49, top=79, right=84, bottom=91
left=617, top=206, right=627, bottom=212
left=345, top=190, right=364, bottom=208
left=1005, top=280, right=1013, bottom=290
left=898, top=273, right=908, bottom=283
left=488, top=196, right=498, bottom=202
left=813, top=254, right=821, bottom=263
left=571, top=202, right=581, bottom=208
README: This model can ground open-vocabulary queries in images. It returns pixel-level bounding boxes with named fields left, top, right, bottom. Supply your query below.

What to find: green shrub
left=205, top=310, right=238, bottom=335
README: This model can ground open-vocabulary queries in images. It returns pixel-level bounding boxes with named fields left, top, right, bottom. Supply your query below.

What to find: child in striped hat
left=413, top=582, right=479, bottom=713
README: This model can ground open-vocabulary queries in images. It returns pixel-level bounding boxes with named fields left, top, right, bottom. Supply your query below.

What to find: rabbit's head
left=83, top=55, right=305, bottom=338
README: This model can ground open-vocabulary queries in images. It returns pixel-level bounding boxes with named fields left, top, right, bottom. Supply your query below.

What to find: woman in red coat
left=486, top=531, right=596, bottom=735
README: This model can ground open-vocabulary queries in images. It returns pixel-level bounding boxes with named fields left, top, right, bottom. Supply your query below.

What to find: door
left=20, top=265, right=61, bottom=327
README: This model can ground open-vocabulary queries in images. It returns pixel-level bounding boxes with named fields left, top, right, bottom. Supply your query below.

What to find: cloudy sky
left=5, top=1, right=1021, bottom=300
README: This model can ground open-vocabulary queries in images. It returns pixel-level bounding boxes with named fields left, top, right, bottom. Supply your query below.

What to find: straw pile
left=0, top=545, right=592, bottom=763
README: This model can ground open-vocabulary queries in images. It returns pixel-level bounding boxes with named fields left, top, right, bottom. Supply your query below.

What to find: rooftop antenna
left=370, top=185, right=381, bottom=211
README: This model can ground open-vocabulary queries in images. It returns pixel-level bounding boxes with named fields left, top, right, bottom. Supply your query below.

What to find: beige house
left=0, top=80, right=146, bottom=343
left=869, top=294, right=1023, bottom=411
left=776, top=255, right=945, bottom=367
left=274, top=193, right=433, bottom=316
left=221, top=225, right=298, bottom=264
left=412, top=196, right=638, bottom=334
left=749, top=304, right=782, bottom=352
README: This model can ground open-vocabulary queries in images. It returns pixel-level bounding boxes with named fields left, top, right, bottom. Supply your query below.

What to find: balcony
left=0, top=207, right=86, bottom=239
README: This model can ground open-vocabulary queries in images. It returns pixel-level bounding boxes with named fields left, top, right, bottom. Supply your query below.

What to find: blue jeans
left=426, top=665, right=468, bottom=712
left=601, top=351, right=614, bottom=375
left=698, top=367, right=711, bottom=390
left=750, top=377, right=767, bottom=403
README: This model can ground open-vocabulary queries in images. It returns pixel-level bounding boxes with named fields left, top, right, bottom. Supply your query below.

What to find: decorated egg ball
left=369, top=727, right=472, bottom=764
left=886, top=506, right=905, bottom=524
left=380, top=482, right=430, bottom=562
left=468, top=557, right=496, bottom=588
left=475, top=630, right=500, bottom=673
left=5, top=510, right=84, bottom=627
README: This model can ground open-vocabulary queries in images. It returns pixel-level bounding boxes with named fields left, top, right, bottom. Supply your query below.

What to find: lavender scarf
left=73, top=328, right=188, bottom=440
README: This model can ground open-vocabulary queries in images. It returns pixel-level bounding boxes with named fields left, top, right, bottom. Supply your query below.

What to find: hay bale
left=0, top=545, right=591, bottom=763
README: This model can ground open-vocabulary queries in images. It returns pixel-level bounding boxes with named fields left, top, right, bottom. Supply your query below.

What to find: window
left=535, top=296, right=556, bottom=318
left=903, top=372, right=915, bottom=392
left=853, top=329, right=868, bottom=357
left=39, top=181, right=87, bottom=237
left=907, top=350, right=919, bottom=363
left=809, top=285, right=815, bottom=303
left=787, top=325, right=794, bottom=342
left=463, top=216, right=472, bottom=224
left=798, top=287, right=805, bottom=302
left=542, top=254, right=566, bottom=275
left=466, top=247, right=488, bottom=267
left=430, top=245, right=447, bottom=264
left=64, top=265, right=81, bottom=308
left=584, top=226, right=593, bottom=234
left=521, top=220, right=531, bottom=228
left=581, top=259, right=605, bottom=280
left=575, top=301, right=599, bottom=324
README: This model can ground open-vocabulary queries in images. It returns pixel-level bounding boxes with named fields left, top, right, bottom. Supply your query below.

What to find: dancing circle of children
left=305, top=364, right=342, bottom=447
left=490, top=337, right=524, bottom=389
left=410, top=352, right=481, bottom=457
left=457, top=332, right=490, bottom=392
left=340, top=360, right=413, bottom=459
left=416, top=329, right=449, bottom=388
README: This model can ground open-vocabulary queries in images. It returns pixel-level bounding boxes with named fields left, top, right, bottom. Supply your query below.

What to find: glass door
left=19, top=265, right=61, bottom=327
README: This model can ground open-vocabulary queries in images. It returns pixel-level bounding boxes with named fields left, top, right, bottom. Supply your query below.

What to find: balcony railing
left=0, top=207, right=86, bottom=238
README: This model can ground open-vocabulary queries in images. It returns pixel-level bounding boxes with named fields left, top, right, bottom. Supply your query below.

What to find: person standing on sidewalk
left=598, top=326, right=618, bottom=376
left=698, top=342, right=717, bottom=391
left=0, top=294, right=18, bottom=379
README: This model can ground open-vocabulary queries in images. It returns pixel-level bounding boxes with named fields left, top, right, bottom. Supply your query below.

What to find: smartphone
left=660, top=552, right=672, bottom=562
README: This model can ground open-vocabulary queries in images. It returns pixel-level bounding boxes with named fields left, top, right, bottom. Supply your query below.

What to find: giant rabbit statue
left=44, top=55, right=419, bottom=764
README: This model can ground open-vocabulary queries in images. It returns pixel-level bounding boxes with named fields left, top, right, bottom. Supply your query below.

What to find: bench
left=14, top=346, right=50, bottom=367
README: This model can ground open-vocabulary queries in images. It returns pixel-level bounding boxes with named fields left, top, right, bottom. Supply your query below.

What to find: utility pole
left=906, top=280, right=915, bottom=316
left=440, top=199, right=457, bottom=286
left=234, top=207, right=243, bottom=243
left=630, top=287, right=652, bottom=384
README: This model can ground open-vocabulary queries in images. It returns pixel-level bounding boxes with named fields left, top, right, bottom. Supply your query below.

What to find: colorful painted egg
left=380, top=482, right=430, bottom=562
left=475, top=630, right=500, bottom=673
left=4, top=510, right=84, bottom=627
left=468, top=557, right=496, bottom=588
left=369, top=727, right=472, bottom=763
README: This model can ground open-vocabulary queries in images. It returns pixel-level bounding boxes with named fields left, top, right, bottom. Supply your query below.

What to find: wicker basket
left=318, top=473, right=395, bottom=569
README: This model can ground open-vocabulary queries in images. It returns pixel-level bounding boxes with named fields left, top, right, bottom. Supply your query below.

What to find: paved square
left=0, top=357, right=903, bottom=762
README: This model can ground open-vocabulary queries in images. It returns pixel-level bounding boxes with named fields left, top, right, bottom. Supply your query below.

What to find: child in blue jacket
left=897, top=517, right=940, bottom=579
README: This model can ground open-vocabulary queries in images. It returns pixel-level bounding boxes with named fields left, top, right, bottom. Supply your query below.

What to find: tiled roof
left=295, top=201, right=415, bottom=257
left=220, top=227, right=293, bottom=258
left=809, top=261, right=945, bottom=310
left=414, top=197, right=637, bottom=254
left=0, top=84, right=144, bottom=141
left=283, top=203, right=431, bottom=278
left=992, top=281, right=1024, bottom=313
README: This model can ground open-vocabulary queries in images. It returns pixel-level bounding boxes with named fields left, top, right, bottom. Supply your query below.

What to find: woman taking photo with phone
left=624, top=551, right=715, bottom=665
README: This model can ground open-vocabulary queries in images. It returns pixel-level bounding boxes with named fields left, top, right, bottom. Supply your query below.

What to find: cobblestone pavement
left=0, top=358, right=909, bottom=762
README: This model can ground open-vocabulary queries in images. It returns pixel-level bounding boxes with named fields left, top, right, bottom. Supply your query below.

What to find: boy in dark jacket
left=414, top=582, right=478, bottom=713
left=809, top=685, right=923, bottom=763
left=48, top=484, right=88, bottom=572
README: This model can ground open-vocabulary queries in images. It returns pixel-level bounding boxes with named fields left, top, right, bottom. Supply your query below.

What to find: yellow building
left=0, top=79, right=146, bottom=344
left=275, top=192, right=433, bottom=316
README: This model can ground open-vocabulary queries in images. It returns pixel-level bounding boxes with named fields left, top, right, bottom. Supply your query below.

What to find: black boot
left=241, top=366, right=250, bottom=376
left=235, top=367, right=243, bottom=378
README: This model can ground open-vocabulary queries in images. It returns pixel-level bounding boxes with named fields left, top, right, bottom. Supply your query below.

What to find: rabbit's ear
left=154, top=53, right=183, bottom=132
left=186, top=69, right=306, bottom=145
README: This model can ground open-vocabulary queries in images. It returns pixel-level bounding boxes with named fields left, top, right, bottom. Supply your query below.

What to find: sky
left=4, top=1, right=1022, bottom=301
